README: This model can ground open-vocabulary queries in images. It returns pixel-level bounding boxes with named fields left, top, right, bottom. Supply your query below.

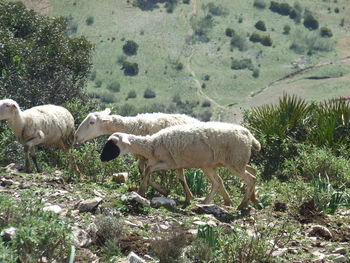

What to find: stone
left=0, top=227, right=17, bottom=242
left=112, top=172, right=129, bottom=184
left=151, top=197, right=176, bottom=209
left=43, top=205, right=62, bottom=215
left=331, top=255, right=347, bottom=262
left=71, top=226, right=92, bottom=248
left=129, top=192, right=150, bottom=206
left=195, top=204, right=233, bottom=222
left=307, top=225, right=333, bottom=240
left=127, top=251, right=145, bottom=263
left=76, top=197, right=103, bottom=213
left=333, top=247, right=347, bottom=255
left=0, top=178, right=14, bottom=186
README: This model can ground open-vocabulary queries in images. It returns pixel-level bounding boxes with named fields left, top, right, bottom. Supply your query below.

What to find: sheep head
left=0, top=99, right=20, bottom=120
left=74, top=108, right=111, bottom=144
left=100, top=133, right=131, bottom=162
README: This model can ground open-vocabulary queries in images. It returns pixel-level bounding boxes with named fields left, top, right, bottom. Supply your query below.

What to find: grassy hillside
left=45, top=0, right=350, bottom=121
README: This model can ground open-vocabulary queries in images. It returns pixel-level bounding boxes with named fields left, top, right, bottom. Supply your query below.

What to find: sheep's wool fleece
left=20, top=105, right=74, bottom=146
left=112, top=113, right=199, bottom=135
left=146, top=122, right=257, bottom=171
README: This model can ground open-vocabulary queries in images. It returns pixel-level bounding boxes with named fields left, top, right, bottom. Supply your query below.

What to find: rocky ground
left=1, top=163, right=350, bottom=262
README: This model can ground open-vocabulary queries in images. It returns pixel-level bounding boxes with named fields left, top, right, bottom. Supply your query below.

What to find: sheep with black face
left=101, top=122, right=261, bottom=210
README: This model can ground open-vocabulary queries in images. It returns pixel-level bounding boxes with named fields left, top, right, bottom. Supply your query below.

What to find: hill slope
left=25, top=0, right=350, bottom=121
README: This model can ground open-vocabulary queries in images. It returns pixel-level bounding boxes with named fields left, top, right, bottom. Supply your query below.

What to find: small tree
left=261, top=35, right=273, bottom=46
left=320, top=27, right=333, bottom=37
left=122, top=40, right=139, bottom=56
left=144, top=88, right=156, bottom=99
left=225, top=28, right=235, bottom=37
left=107, top=81, right=121, bottom=92
left=86, top=16, right=94, bottom=25
left=127, top=90, right=137, bottom=99
left=121, top=61, right=139, bottom=76
left=283, top=25, right=291, bottom=35
left=253, top=0, right=266, bottom=9
left=303, top=13, right=319, bottom=30
left=249, top=32, right=262, bottom=43
left=255, top=20, right=266, bottom=31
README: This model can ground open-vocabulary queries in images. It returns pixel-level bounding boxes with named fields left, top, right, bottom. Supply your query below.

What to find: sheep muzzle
left=100, top=140, right=120, bottom=162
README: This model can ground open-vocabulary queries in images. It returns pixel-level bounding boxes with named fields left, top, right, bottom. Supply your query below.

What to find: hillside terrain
left=22, top=0, right=350, bottom=122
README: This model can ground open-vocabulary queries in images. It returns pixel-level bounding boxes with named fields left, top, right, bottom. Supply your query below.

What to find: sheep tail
left=251, top=136, right=261, bottom=151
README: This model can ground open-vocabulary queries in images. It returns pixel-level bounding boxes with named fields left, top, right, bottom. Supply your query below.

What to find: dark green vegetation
left=1, top=0, right=350, bottom=262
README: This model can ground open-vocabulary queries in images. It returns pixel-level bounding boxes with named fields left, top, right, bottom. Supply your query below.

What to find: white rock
left=0, top=227, right=17, bottom=241
left=76, top=197, right=103, bottom=213
left=127, top=251, right=145, bottom=263
left=43, top=205, right=62, bottom=215
left=129, top=192, right=150, bottom=206
left=151, top=197, right=176, bottom=208
left=333, top=247, right=347, bottom=255
left=112, top=172, right=129, bottom=184
left=71, top=227, right=92, bottom=248
left=331, top=254, right=347, bottom=263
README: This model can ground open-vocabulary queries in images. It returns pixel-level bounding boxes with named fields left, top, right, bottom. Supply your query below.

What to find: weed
left=185, top=169, right=207, bottom=197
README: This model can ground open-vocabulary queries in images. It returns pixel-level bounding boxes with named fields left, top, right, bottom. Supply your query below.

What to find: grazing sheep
left=0, top=99, right=75, bottom=172
left=100, top=122, right=261, bottom=209
left=74, top=109, right=200, bottom=203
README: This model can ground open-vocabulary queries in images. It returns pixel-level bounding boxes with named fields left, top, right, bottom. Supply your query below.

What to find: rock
left=272, top=248, right=288, bottom=257
left=195, top=204, right=233, bottom=222
left=333, top=247, right=347, bottom=255
left=76, top=197, right=103, bottom=213
left=1, top=163, right=20, bottom=173
left=0, top=227, right=17, bottom=242
left=330, top=254, right=347, bottom=262
left=71, top=226, right=92, bottom=248
left=151, top=197, right=176, bottom=209
left=307, top=225, right=333, bottom=240
left=112, top=172, right=129, bottom=184
left=0, top=178, right=14, bottom=186
left=129, top=192, right=150, bottom=206
left=43, top=205, right=62, bottom=215
left=127, top=251, right=145, bottom=263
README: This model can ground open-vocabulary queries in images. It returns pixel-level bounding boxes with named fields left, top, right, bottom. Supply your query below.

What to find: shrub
left=303, top=13, right=319, bottom=30
left=253, top=0, right=266, bottom=9
left=175, top=62, right=183, bottom=71
left=283, top=24, right=291, bottom=34
left=230, top=33, right=248, bottom=51
left=192, top=15, right=214, bottom=42
left=255, top=20, right=266, bottom=31
left=290, top=29, right=334, bottom=54
left=320, top=27, right=333, bottom=37
left=107, top=81, right=121, bottom=92
left=261, top=35, right=273, bottom=46
left=121, top=61, right=139, bottom=76
left=252, top=68, right=260, bottom=78
left=203, top=2, right=228, bottom=17
left=89, top=70, right=97, bottom=81
left=144, top=88, right=156, bottom=98
left=231, top=58, right=253, bottom=70
left=249, top=32, right=262, bottom=43
left=165, top=0, right=177, bottom=13
left=100, top=92, right=116, bottom=104
left=122, top=40, right=139, bottom=56
left=290, top=2, right=303, bottom=23
left=225, top=27, right=235, bottom=37
left=202, top=100, right=211, bottom=107
left=116, top=55, right=127, bottom=65
left=125, top=91, right=136, bottom=100
left=86, top=16, right=94, bottom=25
left=334, top=7, right=340, bottom=13
left=199, top=110, right=212, bottom=121
left=95, top=79, right=102, bottom=88
left=203, top=74, right=210, bottom=81
left=269, top=1, right=292, bottom=16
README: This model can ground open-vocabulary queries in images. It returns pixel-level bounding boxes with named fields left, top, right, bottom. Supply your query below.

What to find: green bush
left=269, top=1, right=292, bottom=16
left=127, top=90, right=137, bottom=99
left=203, top=2, right=228, bottom=17
left=121, top=61, right=139, bottom=76
left=320, top=27, right=333, bottom=37
left=283, top=24, right=291, bottom=34
left=231, top=58, right=253, bottom=70
left=290, top=29, right=334, bottom=54
left=303, top=13, right=319, bottom=30
left=86, top=16, right=94, bottom=25
left=261, top=35, right=273, bottom=46
left=144, top=88, right=156, bottom=99
left=230, top=33, right=248, bottom=51
left=249, top=32, right=262, bottom=43
left=253, top=0, right=266, bottom=9
left=122, top=40, right=139, bottom=56
left=185, top=169, right=207, bottom=196
left=100, top=92, right=116, bottom=104
left=106, top=81, right=121, bottom=93
left=255, top=20, right=266, bottom=31
left=252, top=68, right=260, bottom=78
left=225, top=27, right=235, bottom=37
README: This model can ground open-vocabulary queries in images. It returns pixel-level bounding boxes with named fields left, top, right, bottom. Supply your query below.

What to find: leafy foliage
left=0, top=0, right=94, bottom=108
left=255, top=20, right=266, bottom=31
left=122, top=40, right=139, bottom=56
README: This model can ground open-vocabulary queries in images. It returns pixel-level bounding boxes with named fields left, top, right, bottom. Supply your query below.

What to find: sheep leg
left=137, top=157, right=169, bottom=196
left=245, top=165, right=258, bottom=203
left=23, top=145, right=32, bottom=173
left=228, top=167, right=256, bottom=210
left=30, top=148, right=41, bottom=172
left=202, top=167, right=220, bottom=204
left=176, top=168, right=193, bottom=206
left=24, top=134, right=45, bottom=173
left=139, top=162, right=170, bottom=197
left=203, top=168, right=232, bottom=205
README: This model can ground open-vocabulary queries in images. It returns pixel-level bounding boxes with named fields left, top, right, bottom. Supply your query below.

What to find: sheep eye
left=89, top=121, right=95, bottom=125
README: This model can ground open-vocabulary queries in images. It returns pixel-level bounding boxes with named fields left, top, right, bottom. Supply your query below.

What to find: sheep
left=100, top=122, right=261, bottom=210
left=74, top=109, right=200, bottom=204
left=0, top=99, right=75, bottom=173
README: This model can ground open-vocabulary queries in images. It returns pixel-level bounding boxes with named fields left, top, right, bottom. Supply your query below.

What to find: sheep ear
left=121, top=136, right=131, bottom=145
left=100, top=115, right=112, bottom=123
left=103, top=108, right=111, bottom=115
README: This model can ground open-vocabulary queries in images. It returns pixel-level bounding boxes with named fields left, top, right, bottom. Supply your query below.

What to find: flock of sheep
left=0, top=99, right=260, bottom=210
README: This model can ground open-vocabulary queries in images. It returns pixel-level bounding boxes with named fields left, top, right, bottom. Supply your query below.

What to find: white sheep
left=0, top=99, right=75, bottom=172
left=100, top=122, right=261, bottom=210
left=74, top=109, right=200, bottom=204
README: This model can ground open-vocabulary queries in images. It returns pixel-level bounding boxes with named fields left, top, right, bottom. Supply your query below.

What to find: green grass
left=48, top=0, right=350, bottom=119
